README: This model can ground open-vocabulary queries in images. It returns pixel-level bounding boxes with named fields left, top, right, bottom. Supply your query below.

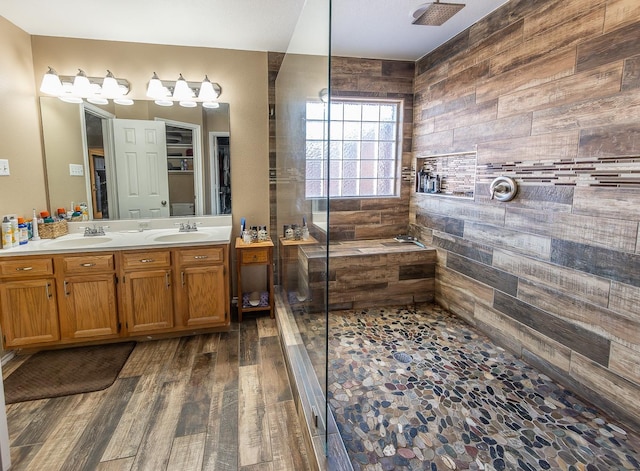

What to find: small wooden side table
left=278, top=236, right=318, bottom=295
left=235, top=237, right=274, bottom=322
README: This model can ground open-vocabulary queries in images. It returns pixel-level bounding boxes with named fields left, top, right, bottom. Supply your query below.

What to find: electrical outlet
left=69, top=164, right=84, bottom=176
left=0, top=159, right=9, bottom=176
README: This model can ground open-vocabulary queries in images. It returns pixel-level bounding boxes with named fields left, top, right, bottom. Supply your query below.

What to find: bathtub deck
left=298, top=238, right=436, bottom=311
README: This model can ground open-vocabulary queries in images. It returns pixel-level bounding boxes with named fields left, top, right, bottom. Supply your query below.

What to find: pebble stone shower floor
left=326, top=303, right=640, bottom=471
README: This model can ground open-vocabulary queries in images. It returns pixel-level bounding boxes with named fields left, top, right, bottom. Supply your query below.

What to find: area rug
left=4, top=342, right=136, bottom=404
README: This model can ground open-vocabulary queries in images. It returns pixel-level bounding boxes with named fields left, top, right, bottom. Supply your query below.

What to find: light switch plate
left=0, top=159, right=9, bottom=176
left=69, top=163, right=84, bottom=176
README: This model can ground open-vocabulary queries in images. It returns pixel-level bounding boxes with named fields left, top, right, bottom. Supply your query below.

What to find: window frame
left=304, top=97, right=404, bottom=200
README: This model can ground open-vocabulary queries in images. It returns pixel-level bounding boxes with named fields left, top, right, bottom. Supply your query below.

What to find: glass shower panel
left=274, top=0, right=331, bottom=466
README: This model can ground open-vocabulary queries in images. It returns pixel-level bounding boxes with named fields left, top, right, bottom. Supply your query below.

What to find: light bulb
left=102, top=70, right=121, bottom=98
left=73, top=69, right=91, bottom=98
left=40, top=67, right=62, bottom=95
left=146, top=72, right=165, bottom=99
left=172, top=74, right=193, bottom=101
left=198, top=75, right=219, bottom=101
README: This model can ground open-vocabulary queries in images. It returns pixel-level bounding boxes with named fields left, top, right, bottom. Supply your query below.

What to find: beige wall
left=0, top=33, right=269, bottom=239
left=411, top=0, right=640, bottom=430
left=0, top=17, right=48, bottom=219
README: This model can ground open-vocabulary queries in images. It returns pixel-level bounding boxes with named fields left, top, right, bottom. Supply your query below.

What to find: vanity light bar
left=146, top=73, right=222, bottom=108
left=40, top=67, right=132, bottom=105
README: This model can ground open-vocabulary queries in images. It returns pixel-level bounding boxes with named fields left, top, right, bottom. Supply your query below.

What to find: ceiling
left=0, top=0, right=509, bottom=61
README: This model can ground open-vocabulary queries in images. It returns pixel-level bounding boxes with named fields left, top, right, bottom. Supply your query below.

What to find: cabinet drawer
left=177, top=247, right=224, bottom=265
left=61, top=254, right=115, bottom=274
left=0, top=257, right=53, bottom=278
left=122, top=251, right=171, bottom=270
left=241, top=248, right=269, bottom=264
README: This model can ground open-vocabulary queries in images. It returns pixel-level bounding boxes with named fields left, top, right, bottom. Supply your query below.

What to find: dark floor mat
left=4, top=342, right=136, bottom=404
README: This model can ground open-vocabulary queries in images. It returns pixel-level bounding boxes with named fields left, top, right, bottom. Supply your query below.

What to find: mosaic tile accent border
left=478, top=155, right=640, bottom=187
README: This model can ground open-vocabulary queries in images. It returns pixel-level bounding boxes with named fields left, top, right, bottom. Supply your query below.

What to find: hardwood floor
left=2, top=316, right=310, bottom=471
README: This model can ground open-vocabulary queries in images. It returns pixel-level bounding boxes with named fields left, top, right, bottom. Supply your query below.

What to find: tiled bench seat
left=296, top=238, right=436, bottom=311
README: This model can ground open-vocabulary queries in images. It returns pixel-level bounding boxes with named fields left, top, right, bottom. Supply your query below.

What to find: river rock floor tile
left=327, top=303, right=640, bottom=471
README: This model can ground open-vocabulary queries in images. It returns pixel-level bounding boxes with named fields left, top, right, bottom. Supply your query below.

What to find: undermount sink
left=44, top=236, right=113, bottom=248
left=152, top=232, right=213, bottom=243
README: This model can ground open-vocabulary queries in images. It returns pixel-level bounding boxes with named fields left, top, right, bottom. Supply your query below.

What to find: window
left=305, top=99, right=401, bottom=198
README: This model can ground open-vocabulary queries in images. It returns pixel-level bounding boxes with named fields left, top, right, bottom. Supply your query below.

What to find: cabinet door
left=181, top=265, right=227, bottom=327
left=59, top=274, right=118, bottom=340
left=0, top=279, right=59, bottom=347
left=124, top=269, right=174, bottom=333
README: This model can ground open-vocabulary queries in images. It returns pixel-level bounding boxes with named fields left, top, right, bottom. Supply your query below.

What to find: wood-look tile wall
left=329, top=57, right=415, bottom=241
left=410, top=0, right=640, bottom=430
left=268, top=55, right=415, bottom=245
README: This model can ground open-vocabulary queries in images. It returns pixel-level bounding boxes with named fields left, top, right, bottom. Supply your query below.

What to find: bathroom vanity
left=0, top=220, right=232, bottom=350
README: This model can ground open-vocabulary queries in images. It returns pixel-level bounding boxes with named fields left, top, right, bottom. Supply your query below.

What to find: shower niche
left=415, top=151, right=476, bottom=199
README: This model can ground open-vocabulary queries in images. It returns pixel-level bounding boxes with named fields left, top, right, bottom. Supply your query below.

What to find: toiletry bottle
left=434, top=175, right=441, bottom=193
left=10, top=217, right=19, bottom=247
left=31, top=209, right=40, bottom=241
left=17, top=217, right=28, bottom=245
left=41, top=211, right=54, bottom=223
left=419, top=164, right=428, bottom=192
left=80, top=203, right=89, bottom=221
left=2, top=216, right=12, bottom=249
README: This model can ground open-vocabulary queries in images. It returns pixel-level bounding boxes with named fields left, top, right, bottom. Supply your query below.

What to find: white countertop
left=0, top=216, right=233, bottom=257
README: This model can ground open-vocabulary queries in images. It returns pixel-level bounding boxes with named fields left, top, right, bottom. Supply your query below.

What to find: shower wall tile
left=609, top=282, right=640, bottom=320
left=474, top=302, right=572, bottom=371
left=622, top=55, right=640, bottom=90
left=498, top=62, right=623, bottom=118
left=435, top=265, right=494, bottom=321
left=572, top=187, right=640, bottom=220
left=430, top=231, right=493, bottom=265
left=489, top=7, right=604, bottom=76
left=531, top=88, right=640, bottom=135
left=415, top=213, right=464, bottom=238
left=464, top=221, right=552, bottom=259
left=504, top=206, right=638, bottom=252
left=476, top=48, right=576, bottom=104
left=446, top=252, right=518, bottom=296
left=491, top=248, right=611, bottom=307
left=609, top=342, right=640, bottom=385
left=576, top=20, right=640, bottom=72
left=493, top=291, right=611, bottom=366
left=550, top=239, right=640, bottom=287
left=569, top=352, right=640, bottom=422
left=517, top=278, right=640, bottom=350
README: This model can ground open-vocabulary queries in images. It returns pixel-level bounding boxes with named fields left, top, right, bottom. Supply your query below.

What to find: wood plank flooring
left=2, top=316, right=310, bottom=471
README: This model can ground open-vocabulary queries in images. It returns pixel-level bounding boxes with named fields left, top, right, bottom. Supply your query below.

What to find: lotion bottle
left=10, top=217, right=18, bottom=247
left=2, top=216, right=12, bottom=249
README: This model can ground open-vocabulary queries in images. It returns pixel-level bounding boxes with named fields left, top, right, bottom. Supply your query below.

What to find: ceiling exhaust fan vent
left=412, top=1, right=466, bottom=26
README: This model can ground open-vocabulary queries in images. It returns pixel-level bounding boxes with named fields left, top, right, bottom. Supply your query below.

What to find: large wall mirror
left=40, top=97, right=231, bottom=220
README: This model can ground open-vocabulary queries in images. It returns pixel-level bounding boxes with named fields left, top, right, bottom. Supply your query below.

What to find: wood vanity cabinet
left=55, top=253, right=119, bottom=341
left=0, top=257, right=60, bottom=347
left=175, top=246, right=229, bottom=327
left=119, top=250, right=174, bottom=335
left=0, top=242, right=230, bottom=350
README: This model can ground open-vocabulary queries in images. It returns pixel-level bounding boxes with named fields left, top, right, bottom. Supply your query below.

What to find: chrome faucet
left=178, top=221, right=199, bottom=232
left=82, top=225, right=107, bottom=237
